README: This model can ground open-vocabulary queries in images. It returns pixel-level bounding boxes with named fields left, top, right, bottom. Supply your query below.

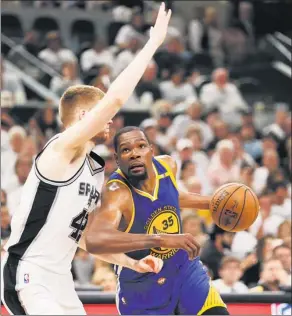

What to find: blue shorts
left=116, top=258, right=225, bottom=315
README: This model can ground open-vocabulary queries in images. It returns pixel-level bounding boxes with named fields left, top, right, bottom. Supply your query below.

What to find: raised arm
left=85, top=180, right=200, bottom=260
left=57, top=3, right=171, bottom=151
left=158, top=155, right=211, bottom=210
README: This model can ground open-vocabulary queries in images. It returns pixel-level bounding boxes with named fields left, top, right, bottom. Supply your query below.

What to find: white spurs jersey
left=4, top=135, right=105, bottom=274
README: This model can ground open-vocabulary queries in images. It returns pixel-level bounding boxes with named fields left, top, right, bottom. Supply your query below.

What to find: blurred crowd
left=1, top=0, right=291, bottom=295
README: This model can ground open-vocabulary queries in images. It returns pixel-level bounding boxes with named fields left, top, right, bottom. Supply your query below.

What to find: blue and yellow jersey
left=107, top=157, right=188, bottom=281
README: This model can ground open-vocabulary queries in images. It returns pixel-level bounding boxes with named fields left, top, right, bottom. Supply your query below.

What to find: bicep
left=87, top=191, right=124, bottom=233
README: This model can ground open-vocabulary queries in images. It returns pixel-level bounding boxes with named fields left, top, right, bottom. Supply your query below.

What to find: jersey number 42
left=69, top=209, right=89, bottom=243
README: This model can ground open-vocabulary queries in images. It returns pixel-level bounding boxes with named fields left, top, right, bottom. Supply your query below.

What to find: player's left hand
left=133, top=255, right=164, bottom=273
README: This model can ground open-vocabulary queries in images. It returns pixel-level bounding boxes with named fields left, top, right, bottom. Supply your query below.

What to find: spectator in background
left=177, top=160, right=196, bottom=190
left=250, top=258, right=291, bottom=292
left=271, top=181, right=291, bottom=220
left=135, top=60, right=162, bottom=104
left=113, top=35, right=142, bottom=78
left=206, top=120, right=229, bottom=154
left=207, top=140, right=240, bottom=190
left=239, top=162, right=256, bottom=190
left=241, top=124, right=263, bottom=162
left=168, top=98, right=214, bottom=149
left=241, top=235, right=278, bottom=286
left=50, top=62, right=83, bottom=97
left=252, top=149, right=281, bottom=195
left=172, top=139, right=210, bottom=194
left=2, top=126, right=27, bottom=190
left=91, top=266, right=117, bottom=291
left=200, top=68, right=249, bottom=128
left=80, top=38, right=114, bottom=73
left=29, top=106, right=60, bottom=144
left=182, top=214, right=208, bottom=247
left=1, top=205, right=11, bottom=240
left=1, top=55, right=27, bottom=105
left=139, top=118, right=167, bottom=155
left=38, top=31, right=77, bottom=72
left=72, top=248, right=95, bottom=286
left=229, top=131, right=255, bottom=168
left=249, top=192, right=285, bottom=239
left=1, top=189, right=7, bottom=207
left=200, top=226, right=234, bottom=279
left=240, top=109, right=262, bottom=138
left=188, top=6, right=224, bottom=67
left=277, top=220, right=291, bottom=248
left=185, top=127, right=210, bottom=172
left=84, top=64, right=111, bottom=93
left=263, top=105, right=288, bottom=143
left=159, top=67, right=197, bottom=104
left=213, top=256, right=249, bottom=293
left=234, top=1, right=255, bottom=47
left=273, top=245, right=291, bottom=276
left=8, top=29, right=40, bottom=59
left=115, top=9, right=146, bottom=49
left=5, top=154, right=33, bottom=216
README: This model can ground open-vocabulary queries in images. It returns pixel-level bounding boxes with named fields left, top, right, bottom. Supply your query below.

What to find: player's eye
left=122, top=148, right=130, bottom=153
left=140, top=144, right=146, bottom=148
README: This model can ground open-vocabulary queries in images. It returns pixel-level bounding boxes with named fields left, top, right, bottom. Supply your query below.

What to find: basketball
left=210, top=183, right=260, bottom=232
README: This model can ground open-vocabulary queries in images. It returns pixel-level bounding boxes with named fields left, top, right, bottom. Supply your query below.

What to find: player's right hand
left=133, top=255, right=164, bottom=273
left=149, top=2, right=172, bottom=48
left=160, top=233, right=201, bottom=260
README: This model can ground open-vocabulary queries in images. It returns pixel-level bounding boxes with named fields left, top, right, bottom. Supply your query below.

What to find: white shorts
left=1, top=253, right=86, bottom=315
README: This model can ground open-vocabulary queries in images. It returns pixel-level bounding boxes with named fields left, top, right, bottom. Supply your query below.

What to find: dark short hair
left=113, top=126, right=149, bottom=152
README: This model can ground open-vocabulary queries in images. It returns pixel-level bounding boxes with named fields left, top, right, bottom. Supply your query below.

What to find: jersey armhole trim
left=155, top=158, right=178, bottom=190
left=34, top=135, right=86, bottom=187
left=107, top=179, right=136, bottom=233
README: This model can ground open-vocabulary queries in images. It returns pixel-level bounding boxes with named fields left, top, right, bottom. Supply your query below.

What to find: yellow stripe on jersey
left=107, top=179, right=136, bottom=233
left=197, top=283, right=227, bottom=315
left=155, top=158, right=178, bottom=190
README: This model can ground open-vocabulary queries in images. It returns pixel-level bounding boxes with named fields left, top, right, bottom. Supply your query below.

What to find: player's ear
left=79, top=109, right=87, bottom=120
left=150, top=144, right=154, bottom=155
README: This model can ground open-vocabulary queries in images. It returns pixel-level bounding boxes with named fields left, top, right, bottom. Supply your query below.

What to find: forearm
left=105, top=39, right=157, bottom=104
left=85, top=228, right=162, bottom=255
left=79, top=234, right=137, bottom=269
left=179, top=191, right=211, bottom=210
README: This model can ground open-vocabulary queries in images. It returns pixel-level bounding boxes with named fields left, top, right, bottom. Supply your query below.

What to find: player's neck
left=137, top=166, right=157, bottom=195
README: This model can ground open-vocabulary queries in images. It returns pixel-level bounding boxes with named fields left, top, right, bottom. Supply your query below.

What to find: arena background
left=1, top=0, right=291, bottom=315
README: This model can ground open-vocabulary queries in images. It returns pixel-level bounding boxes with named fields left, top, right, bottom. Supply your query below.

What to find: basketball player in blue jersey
left=86, top=126, right=229, bottom=315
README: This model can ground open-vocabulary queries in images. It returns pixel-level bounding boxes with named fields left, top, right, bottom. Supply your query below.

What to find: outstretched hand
left=149, top=2, right=172, bottom=48
left=133, top=255, right=164, bottom=273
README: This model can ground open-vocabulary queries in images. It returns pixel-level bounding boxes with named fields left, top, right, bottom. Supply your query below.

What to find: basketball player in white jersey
left=1, top=4, right=171, bottom=315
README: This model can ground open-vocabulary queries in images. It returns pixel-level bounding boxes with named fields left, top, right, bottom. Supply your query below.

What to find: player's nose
left=107, top=120, right=113, bottom=125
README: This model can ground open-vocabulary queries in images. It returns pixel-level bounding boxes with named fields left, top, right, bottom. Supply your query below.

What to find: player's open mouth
left=129, top=163, right=145, bottom=173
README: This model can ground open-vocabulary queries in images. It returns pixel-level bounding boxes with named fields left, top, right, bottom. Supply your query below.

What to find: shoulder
left=155, top=155, right=177, bottom=173
left=105, top=178, right=131, bottom=195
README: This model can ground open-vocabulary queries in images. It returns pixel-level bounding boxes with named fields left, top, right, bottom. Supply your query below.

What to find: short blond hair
left=59, top=85, right=105, bottom=127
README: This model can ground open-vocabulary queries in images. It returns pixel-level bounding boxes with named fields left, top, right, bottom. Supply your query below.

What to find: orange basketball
left=210, top=183, right=260, bottom=232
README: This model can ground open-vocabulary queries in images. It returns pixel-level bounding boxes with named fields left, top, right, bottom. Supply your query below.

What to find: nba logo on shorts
left=24, top=273, right=29, bottom=284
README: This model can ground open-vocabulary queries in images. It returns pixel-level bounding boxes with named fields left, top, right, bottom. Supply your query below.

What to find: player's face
left=116, top=130, right=153, bottom=181
left=91, top=120, right=113, bottom=143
